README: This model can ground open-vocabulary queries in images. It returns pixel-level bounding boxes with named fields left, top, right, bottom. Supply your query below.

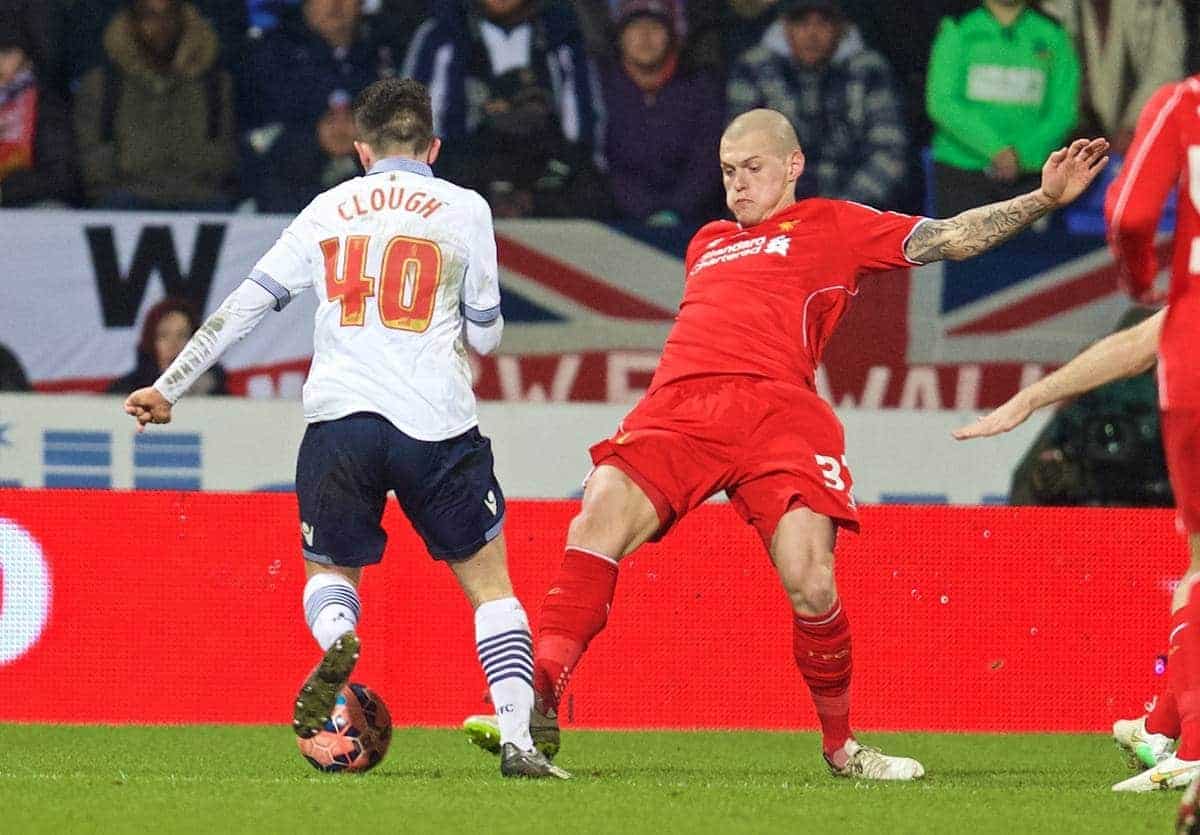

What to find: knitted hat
left=615, top=0, right=678, bottom=37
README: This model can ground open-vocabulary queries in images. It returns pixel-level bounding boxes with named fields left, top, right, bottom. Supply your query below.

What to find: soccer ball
left=297, top=683, right=392, bottom=773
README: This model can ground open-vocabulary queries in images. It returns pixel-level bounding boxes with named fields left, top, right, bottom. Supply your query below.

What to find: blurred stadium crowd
left=1, top=0, right=1196, bottom=222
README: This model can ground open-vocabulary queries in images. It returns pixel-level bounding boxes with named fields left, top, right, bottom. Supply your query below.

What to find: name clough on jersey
left=337, top=186, right=446, bottom=221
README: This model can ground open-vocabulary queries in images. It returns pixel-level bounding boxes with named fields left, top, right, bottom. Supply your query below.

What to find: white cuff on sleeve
left=465, top=314, right=503, bottom=355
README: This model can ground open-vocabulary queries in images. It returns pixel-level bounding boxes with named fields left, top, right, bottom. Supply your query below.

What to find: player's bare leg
left=565, top=465, right=663, bottom=558
left=294, top=562, right=362, bottom=738
left=770, top=507, right=924, bottom=780
left=448, top=532, right=516, bottom=608
left=1120, top=533, right=1200, bottom=791
left=451, top=534, right=569, bottom=779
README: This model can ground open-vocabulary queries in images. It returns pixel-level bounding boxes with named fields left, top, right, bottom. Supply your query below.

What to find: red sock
left=1176, top=584, right=1200, bottom=759
left=794, top=601, right=853, bottom=755
left=533, top=547, right=619, bottom=711
left=1146, top=607, right=1186, bottom=738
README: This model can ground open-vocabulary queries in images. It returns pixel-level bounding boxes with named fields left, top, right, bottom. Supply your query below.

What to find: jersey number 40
left=320, top=235, right=443, bottom=333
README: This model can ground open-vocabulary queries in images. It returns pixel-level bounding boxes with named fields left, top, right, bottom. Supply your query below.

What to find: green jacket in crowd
left=927, top=5, right=1080, bottom=173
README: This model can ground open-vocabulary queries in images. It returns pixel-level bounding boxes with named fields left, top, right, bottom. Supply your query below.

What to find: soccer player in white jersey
left=123, top=78, right=568, bottom=780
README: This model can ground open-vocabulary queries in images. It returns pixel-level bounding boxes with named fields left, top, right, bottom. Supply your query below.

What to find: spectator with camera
left=726, top=0, right=908, bottom=209
left=404, top=0, right=607, bottom=218
left=601, top=0, right=723, bottom=227
left=73, top=0, right=237, bottom=210
left=0, top=11, right=75, bottom=207
left=926, top=0, right=1080, bottom=216
left=240, top=0, right=401, bottom=212
left=1006, top=308, right=1171, bottom=508
left=1042, top=0, right=1185, bottom=153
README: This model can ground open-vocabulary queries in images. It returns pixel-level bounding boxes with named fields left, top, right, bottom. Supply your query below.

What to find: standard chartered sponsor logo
left=691, top=236, right=768, bottom=274
left=0, top=519, right=51, bottom=664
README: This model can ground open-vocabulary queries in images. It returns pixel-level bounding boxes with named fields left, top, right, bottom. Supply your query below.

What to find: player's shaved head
left=721, top=109, right=801, bottom=160
left=719, top=109, right=805, bottom=227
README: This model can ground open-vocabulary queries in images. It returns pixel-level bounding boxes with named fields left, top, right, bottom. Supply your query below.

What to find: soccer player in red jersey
left=466, top=109, right=1109, bottom=778
left=957, top=76, right=1200, bottom=806
left=1105, top=75, right=1200, bottom=799
left=954, top=311, right=1179, bottom=787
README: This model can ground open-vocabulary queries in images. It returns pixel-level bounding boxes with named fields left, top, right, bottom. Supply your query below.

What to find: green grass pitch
left=0, top=726, right=1182, bottom=834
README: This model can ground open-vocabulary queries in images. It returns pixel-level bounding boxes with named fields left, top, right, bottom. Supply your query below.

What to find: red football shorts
left=588, top=376, right=859, bottom=546
left=1162, top=409, right=1200, bottom=534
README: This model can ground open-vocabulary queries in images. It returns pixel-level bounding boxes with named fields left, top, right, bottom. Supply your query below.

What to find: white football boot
left=826, top=739, right=925, bottom=781
left=1113, top=715, right=1175, bottom=770
left=1112, top=756, right=1200, bottom=791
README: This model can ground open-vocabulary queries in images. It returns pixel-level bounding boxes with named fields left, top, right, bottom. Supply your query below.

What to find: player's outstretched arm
left=123, top=280, right=277, bottom=431
left=905, top=138, right=1110, bottom=264
left=953, top=308, right=1163, bottom=441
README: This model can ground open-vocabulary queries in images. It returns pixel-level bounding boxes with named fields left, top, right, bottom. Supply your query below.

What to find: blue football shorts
left=295, top=412, right=506, bottom=565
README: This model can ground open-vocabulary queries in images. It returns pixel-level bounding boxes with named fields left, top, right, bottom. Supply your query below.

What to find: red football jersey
left=1106, top=76, right=1200, bottom=408
left=650, top=199, right=926, bottom=393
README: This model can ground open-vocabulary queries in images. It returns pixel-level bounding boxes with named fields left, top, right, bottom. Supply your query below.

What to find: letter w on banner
left=0, top=211, right=1155, bottom=407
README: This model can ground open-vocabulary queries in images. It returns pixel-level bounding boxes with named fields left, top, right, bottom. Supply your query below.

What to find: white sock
left=303, top=573, right=360, bottom=651
left=475, top=597, right=535, bottom=751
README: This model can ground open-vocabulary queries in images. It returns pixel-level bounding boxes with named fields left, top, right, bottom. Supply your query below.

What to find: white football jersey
left=249, top=158, right=500, bottom=441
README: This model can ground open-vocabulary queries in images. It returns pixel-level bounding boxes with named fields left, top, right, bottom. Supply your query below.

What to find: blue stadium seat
left=920, top=147, right=936, bottom=218
left=1064, top=153, right=1177, bottom=236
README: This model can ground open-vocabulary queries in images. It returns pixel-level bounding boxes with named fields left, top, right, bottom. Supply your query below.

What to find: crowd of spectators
left=1, top=0, right=1198, bottom=223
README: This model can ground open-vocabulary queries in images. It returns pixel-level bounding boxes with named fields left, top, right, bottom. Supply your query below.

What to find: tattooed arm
left=123, top=280, right=276, bottom=429
left=904, top=138, right=1110, bottom=265
left=904, top=190, right=1055, bottom=263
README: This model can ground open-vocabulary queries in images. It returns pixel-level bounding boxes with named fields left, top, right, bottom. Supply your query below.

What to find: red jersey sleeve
left=1105, top=82, right=1185, bottom=302
left=832, top=201, right=927, bottom=274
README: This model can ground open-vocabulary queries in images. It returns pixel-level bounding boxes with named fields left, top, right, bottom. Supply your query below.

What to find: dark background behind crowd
left=2, top=0, right=1198, bottom=224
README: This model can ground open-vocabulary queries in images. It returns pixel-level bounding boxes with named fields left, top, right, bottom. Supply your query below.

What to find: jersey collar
left=367, top=157, right=434, bottom=178
left=736, top=200, right=804, bottom=232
